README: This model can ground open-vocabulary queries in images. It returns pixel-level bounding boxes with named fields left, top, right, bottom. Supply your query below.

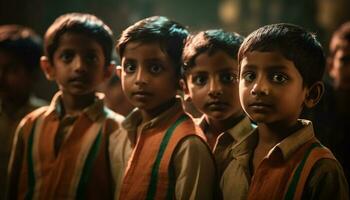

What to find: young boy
left=180, top=29, right=256, bottom=199
left=109, top=16, right=215, bottom=200
left=237, top=23, right=349, bottom=199
left=7, top=13, right=124, bottom=199
left=0, top=25, right=46, bottom=200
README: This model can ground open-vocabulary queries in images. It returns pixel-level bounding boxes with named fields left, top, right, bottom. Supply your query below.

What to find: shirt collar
left=197, top=116, right=256, bottom=146
left=45, top=91, right=105, bottom=122
left=266, top=119, right=315, bottom=161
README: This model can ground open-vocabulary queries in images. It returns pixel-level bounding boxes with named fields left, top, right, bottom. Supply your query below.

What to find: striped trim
left=69, top=120, right=103, bottom=198
left=284, top=142, right=322, bottom=200
left=26, top=115, right=45, bottom=200
left=145, top=114, right=188, bottom=200
left=76, top=129, right=103, bottom=200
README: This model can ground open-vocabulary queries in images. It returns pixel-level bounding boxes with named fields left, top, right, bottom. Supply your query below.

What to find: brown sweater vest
left=247, top=139, right=335, bottom=200
left=119, top=112, right=205, bottom=200
left=12, top=107, right=115, bottom=200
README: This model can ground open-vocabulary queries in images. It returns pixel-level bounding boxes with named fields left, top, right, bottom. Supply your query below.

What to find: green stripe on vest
left=146, top=114, right=189, bottom=200
left=284, top=142, right=322, bottom=200
left=76, top=129, right=103, bottom=200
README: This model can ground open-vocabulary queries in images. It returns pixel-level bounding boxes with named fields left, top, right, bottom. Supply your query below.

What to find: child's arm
left=173, top=136, right=215, bottom=200
left=6, top=122, right=26, bottom=199
left=303, top=158, right=349, bottom=200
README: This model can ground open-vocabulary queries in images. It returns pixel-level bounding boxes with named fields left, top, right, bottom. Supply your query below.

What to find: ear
left=40, top=56, right=55, bottom=81
left=104, top=62, right=115, bottom=80
left=179, top=79, right=191, bottom=101
left=304, top=81, right=324, bottom=108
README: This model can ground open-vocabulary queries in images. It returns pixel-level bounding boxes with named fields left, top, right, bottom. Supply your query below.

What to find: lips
left=68, top=76, right=89, bottom=84
left=206, top=101, right=228, bottom=110
left=248, top=101, right=273, bottom=110
left=132, top=91, right=152, bottom=98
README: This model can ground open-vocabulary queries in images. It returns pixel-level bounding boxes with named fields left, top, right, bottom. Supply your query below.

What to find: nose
left=73, top=56, right=87, bottom=73
left=208, top=77, right=223, bottom=97
left=250, top=77, right=269, bottom=96
left=135, top=67, right=147, bottom=86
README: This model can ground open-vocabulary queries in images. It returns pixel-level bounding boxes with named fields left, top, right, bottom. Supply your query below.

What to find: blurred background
left=1, top=0, right=350, bottom=100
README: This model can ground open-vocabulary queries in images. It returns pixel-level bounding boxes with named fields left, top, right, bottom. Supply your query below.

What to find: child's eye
left=149, top=64, right=163, bottom=74
left=123, top=62, right=136, bottom=73
left=86, top=53, right=99, bottom=63
left=271, top=73, right=288, bottom=83
left=192, top=75, right=207, bottom=86
left=242, top=71, right=256, bottom=82
left=60, top=51, right=74, bottom=63
left=220, top=72, right=238, bottom=84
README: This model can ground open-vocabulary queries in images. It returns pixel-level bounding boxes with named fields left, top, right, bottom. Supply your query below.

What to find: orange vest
left=119, top=112, right=205, bottom=200
left=13, top=106, right=116, bottom=200
left=247, top=139, right=335, bottom=200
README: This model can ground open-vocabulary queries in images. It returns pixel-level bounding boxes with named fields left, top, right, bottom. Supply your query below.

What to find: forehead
left=240, top=51, right=297, bottom=72
left=56, top=32, right=103, bottom=53
left=190, top=50, right=238, bottom=73
left=122, top=41, right=169, bottom=60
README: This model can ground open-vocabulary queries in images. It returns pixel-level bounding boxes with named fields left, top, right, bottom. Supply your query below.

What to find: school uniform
left=109, top=98, right=215, bottom=200
left=197, top=116, right=256, bottom=199
left=7, top=91, right=124, bottom=200
left=221, top=119, right=349, bottom=200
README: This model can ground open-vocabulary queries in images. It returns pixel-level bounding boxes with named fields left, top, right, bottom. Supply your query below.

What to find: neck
left=60, top=92, right=95, bottom=116
left=140, top=97, right=177, bottom=123
left=257, top=120, right=302, bottom=146
left=206, top=113, right=245, bottom=135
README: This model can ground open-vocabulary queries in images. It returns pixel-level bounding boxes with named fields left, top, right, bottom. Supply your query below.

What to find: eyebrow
left=242, top=64, right=288, bottom=71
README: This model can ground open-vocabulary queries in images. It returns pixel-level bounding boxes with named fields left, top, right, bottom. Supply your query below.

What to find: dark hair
left=329, top=21, right=350, bottom=56
left=238, top=23, right=326, bottom=87
left=0, top=25, right=42, bottom=73
left=182, top=29, right=244, bottom=76
left=116, top=16, right=189, bottom=77
left=44, top=12, right=114, bottom=67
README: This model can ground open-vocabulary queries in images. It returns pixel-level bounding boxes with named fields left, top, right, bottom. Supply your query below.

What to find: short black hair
left=238, top=23, right=326, bottom=87
left=0, top=25, right=42, bottom=73
left=44, top=12, right=114, bottom=67
left=116, top=16, right=189, bottom=78
left=182, top=29, right=244, bottom=77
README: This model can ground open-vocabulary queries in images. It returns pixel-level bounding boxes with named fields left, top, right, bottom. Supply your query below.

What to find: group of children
left=1, top=12, right=349, bottom=200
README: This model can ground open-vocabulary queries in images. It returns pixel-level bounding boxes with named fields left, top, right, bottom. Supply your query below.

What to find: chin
left=207, top=112, right=230, bottom=121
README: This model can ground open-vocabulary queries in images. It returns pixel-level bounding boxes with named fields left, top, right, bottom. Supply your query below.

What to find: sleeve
left=303, top=158, right=349, bottom=200
left=173, top=135, right=216, bottom=200
left=6, top=120, right=26, bottom=200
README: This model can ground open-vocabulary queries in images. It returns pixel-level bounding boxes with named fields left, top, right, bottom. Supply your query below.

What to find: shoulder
left=15, top=106, right=49, bottom=139
left=174, top=135, right=212, bottom=158
left=102, top=107, right=125, bottom=132
left=19, top=106, right=48, bottom=127
left=303, top=158, right=349, bottom=200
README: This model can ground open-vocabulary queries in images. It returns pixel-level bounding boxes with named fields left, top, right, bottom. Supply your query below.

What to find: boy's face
left=42, top=32, right=110, bottom=96
left=239, top=51, right=308, bottom=127
left=0, top=49, right=33, bottom=102
left=119, top=41, right=178, bottom=113
left=182, top=50, right=242, bottom=120
left=329, top=46, right=350, bottom=90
